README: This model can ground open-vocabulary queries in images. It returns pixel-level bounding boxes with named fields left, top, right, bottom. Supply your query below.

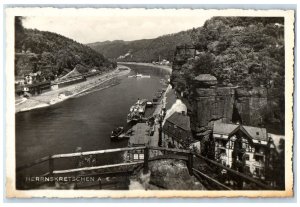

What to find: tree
left=192, top=52, right=215, bottom=75
left=15, top=16, right=25, bottom=52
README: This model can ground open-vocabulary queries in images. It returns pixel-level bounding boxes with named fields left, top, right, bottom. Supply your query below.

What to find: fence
left=16, top=146, right=274, bottom=190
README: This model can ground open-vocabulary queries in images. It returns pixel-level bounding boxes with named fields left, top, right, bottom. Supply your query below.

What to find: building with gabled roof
left=212, top=122, right=273, bottom=180
left=162, top=112, right=192, bottom=148
left=213, top=122, right=268, bottom=144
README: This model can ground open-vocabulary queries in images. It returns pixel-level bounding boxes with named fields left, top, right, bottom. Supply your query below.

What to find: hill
left=87, top=31, right=193, bottom=63
left=15, top=17, right=116, bottom=80
left=172, top=16, right=284, bottom=89
left=171, top=17, right=285, bottom=133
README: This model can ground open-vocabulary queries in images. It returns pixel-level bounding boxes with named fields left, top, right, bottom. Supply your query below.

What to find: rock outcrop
left=193, top=87, right=235, bottom=130
left=190, top=86, right=271, bottom=134
left=135, top=159, right=206, bottom=190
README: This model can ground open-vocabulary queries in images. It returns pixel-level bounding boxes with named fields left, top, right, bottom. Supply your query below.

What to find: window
left=222, top=141, right=227, bottom=148
left=254, top=167, right=264, bottom=177
left=242, top=138, right=248, bottom=149
left=244, top=165, right=250, bottom=174
left=256, top=132, right=259, bottom=135
left=244, top=154, right=250, bottom=161
left=219, top=148, right=226, bottom=154
left=229, top=140, right=234, bottom=149
left=255, top=146, right=259, bottom=153
left=254, top=155, right=264, bottom=164
left=248, top=145, right=253, bottom=152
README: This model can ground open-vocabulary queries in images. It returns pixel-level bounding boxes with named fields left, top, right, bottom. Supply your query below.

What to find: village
left=13, top=18, right=286, bottom=191
left=117, top=74, right=284, bottom=189
left=14, top=64, right=131, bottom=112
left=102, top=45, right=285, bottom=190
left=14, top=56, right=285, bottom=190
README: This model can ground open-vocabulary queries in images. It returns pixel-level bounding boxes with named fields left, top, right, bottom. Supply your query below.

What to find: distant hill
left=87, top=30, right=194, bottom=63
left=15, top=17, right=115, bottom=80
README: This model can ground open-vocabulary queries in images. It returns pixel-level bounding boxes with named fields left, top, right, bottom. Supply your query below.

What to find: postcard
left=5, top=8, right=294, bottom=198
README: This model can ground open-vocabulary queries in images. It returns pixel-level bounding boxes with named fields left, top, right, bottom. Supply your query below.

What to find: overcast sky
left=22, top=10, right=213, bottom=44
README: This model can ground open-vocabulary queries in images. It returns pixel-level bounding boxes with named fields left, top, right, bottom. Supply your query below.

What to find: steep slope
left=15, top=19, right=116, bottom=80
left=171, top=17, right=285, bottom=134
left=87, top=30, right=193, bottom=62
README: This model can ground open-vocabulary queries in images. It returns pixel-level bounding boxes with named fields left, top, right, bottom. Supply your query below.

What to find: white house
left=213, top=122, right=272, bottom=180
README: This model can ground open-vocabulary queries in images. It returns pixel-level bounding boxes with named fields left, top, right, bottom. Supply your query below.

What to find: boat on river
left=127, top=99, right=148, bottom=123
left=111, top=127, right=124, bottom=140
left=128, top=73, right=151, bottom=78
left=111, top=127, right=131, bottom=141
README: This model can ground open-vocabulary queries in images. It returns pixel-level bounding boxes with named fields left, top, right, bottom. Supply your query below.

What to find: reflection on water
left=15, top=66, right=170, bottom=173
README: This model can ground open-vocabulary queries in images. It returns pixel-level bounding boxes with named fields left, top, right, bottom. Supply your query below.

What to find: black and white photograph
left=5, top=8, right=294, bottom=198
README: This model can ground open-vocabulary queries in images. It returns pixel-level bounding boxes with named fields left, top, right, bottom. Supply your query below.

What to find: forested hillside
left=15, top=17, right=115, bottom=80
left=188, top=17, right=285, bottom=88
left=171, top=17, right=285, bottom=133
left=87, top=30, right=193, bottom=62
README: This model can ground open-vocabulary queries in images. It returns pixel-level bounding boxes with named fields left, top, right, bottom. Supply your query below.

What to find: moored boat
left=111, top=127, right=124, bottom=140
left=127, top=99, right=148, bottom=123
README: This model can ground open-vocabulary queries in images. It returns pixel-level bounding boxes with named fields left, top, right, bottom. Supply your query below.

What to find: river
left=15, top=64, right=170, bottom=177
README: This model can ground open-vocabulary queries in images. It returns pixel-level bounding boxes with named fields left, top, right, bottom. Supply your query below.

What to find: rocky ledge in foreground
left=130, top=159, right=206, bottom=190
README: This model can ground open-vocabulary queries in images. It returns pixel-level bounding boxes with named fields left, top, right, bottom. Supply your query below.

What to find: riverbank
left=15, top=65, right=131, bottom=113
left=117, top=62, right=172, bottom=73
left=124, top=83, right=174, bottom=158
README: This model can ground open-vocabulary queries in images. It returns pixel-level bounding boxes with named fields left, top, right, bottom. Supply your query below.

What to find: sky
left=22, top=9, right=213, bottom=44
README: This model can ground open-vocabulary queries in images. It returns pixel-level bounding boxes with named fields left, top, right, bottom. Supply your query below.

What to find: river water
left=15, top=65, right=170, bottom=176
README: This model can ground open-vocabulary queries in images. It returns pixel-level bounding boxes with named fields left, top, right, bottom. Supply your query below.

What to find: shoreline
left=117, top=62, right=172, bottom=73
left=15, top=65, right=131, bottom=113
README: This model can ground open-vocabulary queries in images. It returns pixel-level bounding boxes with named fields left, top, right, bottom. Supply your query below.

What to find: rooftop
left=242, top=125, right=268, bottom=142
left=213, top=122, right=268, bottom=142
left=213, top=122, right=239, bottom=135
left=58, top=67, right=82, bottom=81
left=166, top=112, right=191, bottom=131
left=162, top=112, right=192, bottom=146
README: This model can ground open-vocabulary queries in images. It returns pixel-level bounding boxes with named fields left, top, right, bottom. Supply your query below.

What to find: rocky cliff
left=171, top=69, right=280, bottom=135
left=175, top=84, right=283, bottom=136
left=169, top=16, right=285, bottom=135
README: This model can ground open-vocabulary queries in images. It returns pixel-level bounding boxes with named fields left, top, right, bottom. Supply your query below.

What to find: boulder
left=137, top=159, right=206, bottom=190
left=194, top=74, right=218, bottom=87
